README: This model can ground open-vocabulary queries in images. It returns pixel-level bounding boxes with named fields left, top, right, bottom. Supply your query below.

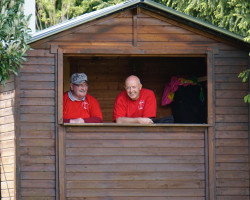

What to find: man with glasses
left=113, top=75, right=156, bottom=124
left=63, top=73, right=103, bottom=123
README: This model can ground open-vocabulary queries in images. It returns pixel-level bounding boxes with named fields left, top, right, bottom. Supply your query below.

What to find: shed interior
left=63, top=55, right=207, bottom=123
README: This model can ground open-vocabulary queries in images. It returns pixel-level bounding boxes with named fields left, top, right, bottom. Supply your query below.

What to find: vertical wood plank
left=57, top=49, right=63, bottom=124
left=132, top=8, right=139, bottom=46
left=205, top=128, right=209, bottom=200
left=54, top=48, right=60, bottom=200
left=208, top=127, right=216, bottom=200
left=58, top=126, right=65, bottom=200
left=207, top=48, right=215, bottom=125
left=14, top=71, right=20, bottom=200
left=207, top=49, right=216, bottom=200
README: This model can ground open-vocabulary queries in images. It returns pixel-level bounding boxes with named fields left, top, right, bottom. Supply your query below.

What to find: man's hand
left=70, top=118, right=85, bottom=123
left=137, top=117, right=154, bottom=124
left=116, top=117, right=153, bottom=124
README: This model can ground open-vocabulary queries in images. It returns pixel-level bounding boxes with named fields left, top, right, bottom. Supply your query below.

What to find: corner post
left=206, top=48, right=216, bottom=200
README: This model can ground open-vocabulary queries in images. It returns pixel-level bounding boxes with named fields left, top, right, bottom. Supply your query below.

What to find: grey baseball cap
left=70, top=73, right=88, bottom=84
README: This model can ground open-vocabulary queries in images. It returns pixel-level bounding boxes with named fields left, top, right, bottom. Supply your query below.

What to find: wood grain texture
left=18, top=50, right=57, bottom=200
left=15, top=5, right=250, bottom=200
left=60, top=126, right=207, bottom=199
left=214, top=49, right=249, bottom=200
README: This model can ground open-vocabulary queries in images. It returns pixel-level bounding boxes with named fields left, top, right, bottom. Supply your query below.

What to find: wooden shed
left=1, top=0, right=249, bottom=199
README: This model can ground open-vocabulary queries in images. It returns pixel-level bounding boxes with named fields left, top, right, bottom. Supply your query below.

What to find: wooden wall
left=214, top=47, right=249, bottom=200
left=0, top=75, right=15, bottom=200
left=17, top=50, right=56, bottom=200
left=30, top=9, right=216, bottom=50
left=24, top=5, right=249, bottom=200
left=62, top=126, right=207, bottom=200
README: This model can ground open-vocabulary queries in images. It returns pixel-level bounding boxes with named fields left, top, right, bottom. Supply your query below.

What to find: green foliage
left=154, top=0, right=250, bottom=38
left=36, top=0, right=250, bottom=40
left=238, top=69, right=250, bottom=103
left=0, top=0, right=31, bottom=86
left=243, top=94, right=250, bottom=103
left=238, top=69, right=249, bottom=83
left=36, top=0, right=124, bottom=30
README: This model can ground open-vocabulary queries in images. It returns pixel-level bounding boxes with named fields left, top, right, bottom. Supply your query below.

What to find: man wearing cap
left=113, top=75, right=156, bottom=124
left=63, top=73, right=103, bottom=123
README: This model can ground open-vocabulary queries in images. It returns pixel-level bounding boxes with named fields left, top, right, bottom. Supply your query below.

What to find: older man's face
left=70, top=82, right=88, bottom=100
left=125, top=77, right=142, bottom=100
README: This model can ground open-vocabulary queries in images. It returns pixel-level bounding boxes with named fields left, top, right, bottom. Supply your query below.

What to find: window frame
left=57, top=47, right=215, bottom=126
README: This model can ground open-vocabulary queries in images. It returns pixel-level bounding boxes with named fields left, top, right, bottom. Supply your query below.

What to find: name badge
left=82, top=101, right=89, bottom=109
left=138, top=100, right=145, bottom=110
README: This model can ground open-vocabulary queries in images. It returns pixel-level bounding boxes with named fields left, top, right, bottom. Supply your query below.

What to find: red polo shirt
left=63, top=92, right=103, bottom=123
left=113, top=88, right=157, bottom=121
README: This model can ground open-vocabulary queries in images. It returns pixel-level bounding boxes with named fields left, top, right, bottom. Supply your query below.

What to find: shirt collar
left=68, top=91, right=85, bottom=101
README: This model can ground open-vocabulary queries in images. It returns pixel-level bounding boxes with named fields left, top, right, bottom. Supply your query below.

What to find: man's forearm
left=116, top=117, right=153, bottom=124
left=116, top=117, right=140, bottom=124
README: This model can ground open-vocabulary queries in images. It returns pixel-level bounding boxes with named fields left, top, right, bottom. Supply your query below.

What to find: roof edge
left=28, top=0, right=141, bottom=43
left=28, top=0, right=249, bottom=47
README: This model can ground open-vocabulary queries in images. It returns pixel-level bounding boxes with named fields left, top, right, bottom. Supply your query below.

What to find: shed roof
left=29, top=0, right=249, bottom=48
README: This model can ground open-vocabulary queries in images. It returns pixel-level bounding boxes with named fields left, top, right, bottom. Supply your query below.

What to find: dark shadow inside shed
left=63, top=55, right=207, bottom=123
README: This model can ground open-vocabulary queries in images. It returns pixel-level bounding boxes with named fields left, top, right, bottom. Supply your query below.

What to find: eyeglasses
left=74, top=83, right=88, bottom=88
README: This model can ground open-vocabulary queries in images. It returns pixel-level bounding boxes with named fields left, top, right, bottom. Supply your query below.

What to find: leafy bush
left=0, top=0, right=31, bottom=86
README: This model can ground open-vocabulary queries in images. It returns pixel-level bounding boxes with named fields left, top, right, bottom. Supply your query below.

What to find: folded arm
left=116, top=117, right=153, bottom=124
left=63, top=116, right=102, bottom=123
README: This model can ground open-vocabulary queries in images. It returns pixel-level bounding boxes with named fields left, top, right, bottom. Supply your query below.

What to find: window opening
left=63, top=55, right=207, bottom=124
